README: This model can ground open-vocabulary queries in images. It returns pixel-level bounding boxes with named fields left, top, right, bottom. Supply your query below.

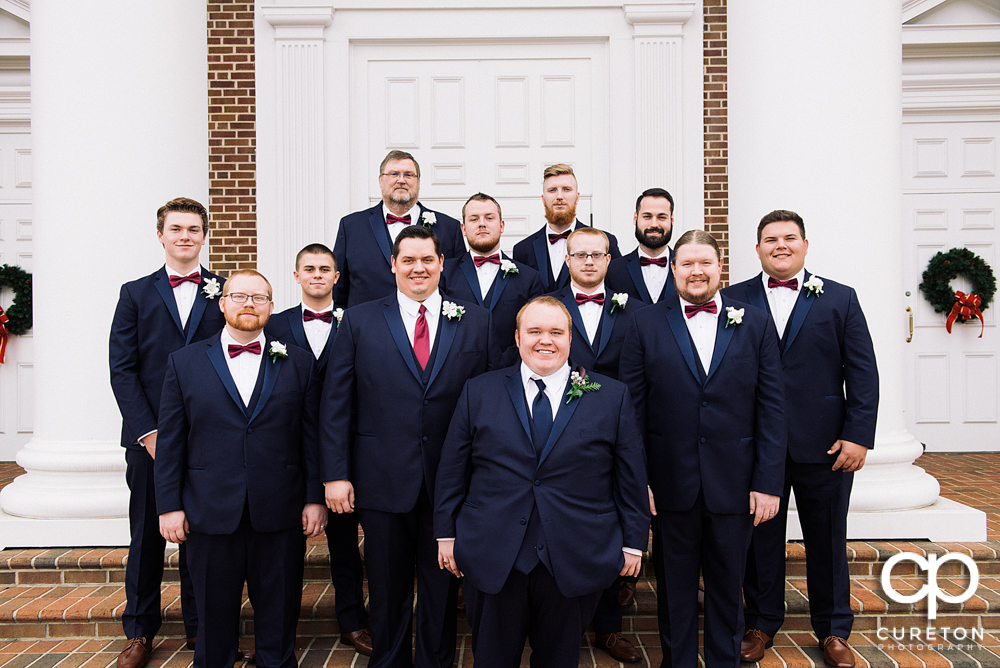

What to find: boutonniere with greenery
left=333, top=308, right=344, bottom=329
left=565, top=366, right=601, bottom=404
left=201, top=278, right=221, bottom=300
left=421, top=211, right=437, bottom=227
left=268, top=340, right=288, bottom=363
left=804, top=275, right=824, bottom=298
left=442, top=300, right=465, bottom=321
left=611, top=293, right=628, bottom=313
left=725, top=306, right=744, bottom=328
left=500, top=259, right=519, bottom=277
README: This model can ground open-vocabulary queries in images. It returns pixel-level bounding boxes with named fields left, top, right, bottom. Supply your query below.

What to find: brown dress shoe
left=594, top=632, right=642, bottom=663
left=341, top=628, right=373, bottom=656
left=618, top=581, right=637, bottom=607
left=740, top=629, right=773, bottom=661
left=821, top=637, right=855, bottom=668
left=117, top=637, right=151, bottom=668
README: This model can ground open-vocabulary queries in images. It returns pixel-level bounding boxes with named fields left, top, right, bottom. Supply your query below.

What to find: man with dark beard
left=512, top=164, right=621, bottom=292
left=607, top=188, right=676, bottom=307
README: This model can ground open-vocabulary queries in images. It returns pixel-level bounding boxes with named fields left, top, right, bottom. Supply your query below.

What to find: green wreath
left=919, top=248, right=996, bottom=334
left=0, top=264, right=32, bottom=335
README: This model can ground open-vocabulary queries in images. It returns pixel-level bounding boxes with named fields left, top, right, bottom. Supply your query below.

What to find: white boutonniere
left=201, top=277, right=221, bottom=300
left=268, top=340, right=288, bottom=363
left=804, top=275, right=824, bottom=298
left=421, top=211, right=437, bottom=227
left=500, top=259, right=519, bottom=277
left=442, top=300, right=465, bottom=321
left=333, top=308, right=344, bottom=328
left=566, top=367, right=601, bottom=404
left=725, top=306, right=744, bottom=328
left=611, top=293, right=628, bottom=314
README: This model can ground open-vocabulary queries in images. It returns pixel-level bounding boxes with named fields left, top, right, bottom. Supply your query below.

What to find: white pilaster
left=0, top=0, right=210, bottom=548
left=728, top=1, right=985, bottom=540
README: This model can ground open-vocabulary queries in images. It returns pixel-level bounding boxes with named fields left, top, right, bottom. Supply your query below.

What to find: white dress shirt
left=546, top=225, right=570, bottom=283
left=397, top=289, right=442, bottom=352
left=638, top=247, right=670, bottom=304
left=762, top=268, right=804, bottom=339
left=472, top=252, right=502, bottom=301
left=383, top=202, right=420, bottom=244
left=521, top=360, right=570, bottom=420
left=571, top=281, right=605, bottom=346
left=301, top=302, right=334, bottom=359
left=165, top=264, right=200, bottom=328
left=679, top=294, right=721, bottom=374
left=221, top=329, right=266, bottom=407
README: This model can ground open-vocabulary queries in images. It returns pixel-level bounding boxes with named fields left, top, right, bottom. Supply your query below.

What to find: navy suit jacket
left=512, top=220, right=622, bottom=292
left=722, top=272, right=878, bottom=463
left=109, top=266, right=227, bottom=451
left=333, top=203, right=466, bottom=308
left=434, top=366, right=649, bottom=598
left=620, top=295, right=787, bottom=514
left=441, top=251, right=544, bottom=361
left=264, top=304, right=338, bottom=379
left=320, top=294, right=491, bottom=513
left=606, top=248, right=675, bottom=306
left=547, top=286, right=641, bottom=381
left=154, top=333, right=323, bottom=534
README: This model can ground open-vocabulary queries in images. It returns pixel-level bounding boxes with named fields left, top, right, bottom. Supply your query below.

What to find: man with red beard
left=513, top=164, right=621, bottom=292
left=156, top=270, right=325, bottom=668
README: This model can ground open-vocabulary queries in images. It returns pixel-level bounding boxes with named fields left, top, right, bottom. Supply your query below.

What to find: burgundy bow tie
left=548, top=231, right=570, bottom=244
left=473, top=254, right=501, bottom=268
left=575, top=293, right=605, bottom=306
left=303, top=309, right=333, bottom=323
left=768, top=277, right=798, bottom=290
left=386, top=213, right=411, bottom=225
left=227, top=341, right=262, bottom=358
left=640, top=256, right=668, bottom=267
left=684, top=302, right=718, bottom=318
left=168, top=272, right=200, bottom=288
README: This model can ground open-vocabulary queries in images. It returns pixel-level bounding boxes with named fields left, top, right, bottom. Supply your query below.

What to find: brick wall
left=703, top=0, right=729, bottom=283
left=207, top=3, right=257, bottom=275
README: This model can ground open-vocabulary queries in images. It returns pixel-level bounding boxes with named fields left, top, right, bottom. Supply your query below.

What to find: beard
left=389, top=188, right=415, bottom=207
left=635, top=224, right=672, bottom=249
left=468, top=233, right=501, bottom=254
left=225, top=308, right=268, bottom=332
left=544, top=201, right=577, bottom=230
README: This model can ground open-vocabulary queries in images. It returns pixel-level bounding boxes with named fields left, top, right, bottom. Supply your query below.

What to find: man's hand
left=749, top=492, right=781, bottom=527
left=141, top=432, right=157, bottom=460
left=829, top=439, right=868, bottom=472
left=648, top=487, right=657, bottom=516
left=620, top=551, right=642, bottom=577
left=302, top=503, right=327, bottom=537
left=325, top=480, right=355, bottom=513
left=438, top=539, right=463, bottom=578
left=160, top=510, right=188, bottom=543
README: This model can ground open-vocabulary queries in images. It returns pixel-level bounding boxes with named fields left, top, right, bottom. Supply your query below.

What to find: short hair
left=392, top=225, right=442, bottom=259
left=295, top=243, right=336, bottom=271
left=672, top=230, right=722, bottom=261
left=157, top=197, right=209, bottom=235
left=379, top=150, right=421, bottom=179
left=756, top=209, right=806, bottom=243
left=635, top=188, right=675, bottom=215
left=462, top=192, right=502, bottom=221
left=566, top=227, right=609, bottom=254
left=222, top=269, right=273, bottom=298
left=543, top=163, right=575, bottom=180
left=516, top=295, right=572, bottom=332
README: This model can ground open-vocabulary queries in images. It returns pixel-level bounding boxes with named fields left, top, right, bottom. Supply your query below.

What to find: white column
left=0, top=1, right=210, bottom=547
left=728, top=2, right=985, bottom=540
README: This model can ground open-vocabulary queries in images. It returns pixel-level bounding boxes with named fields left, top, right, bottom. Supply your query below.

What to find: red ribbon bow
left=0, top=306, right=9, bottom=364
left=945, top=291, right=984, bottom=338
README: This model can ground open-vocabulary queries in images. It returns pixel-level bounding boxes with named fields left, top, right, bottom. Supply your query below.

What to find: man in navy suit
left=620, top=230, right=787, bottom=668
left=723, top=211, right=877, bottom=668
left=606, top=188, right=676, bottom=307
left=109, top=197, right=225, bottom=668
left=441, top=192, right=544, bottom=363
left=265, top=243, right=372, bottom=657
left=322, top=225, right=491, bottom=668
left=333, top=150, right=466, bottom=308
left=512, top=164, right=621, bottom=292
left=156, top=270, right=326, bottom=668
left=435, top=296, right=649, bottom=668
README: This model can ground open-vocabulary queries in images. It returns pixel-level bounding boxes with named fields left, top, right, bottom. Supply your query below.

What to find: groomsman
left=723, top=210, right=877, bottom=668
left=442, top=192, right=544, bottom=363
left=513, top=164, right=621, bottom=292
left=435, top=296, right=649, bottom=668
left=620, top=230, right=787, bottom=668
left=333, top=150, right=466, bottom=307
left=322, top=225, right=491, bottom=668
left=606, top=188, right=676, bottom=306
left=156, top=270, right=326, bottom=668
left=109, top=197, right=224, bottom=668
left=264, top=244, right=372, bottom=656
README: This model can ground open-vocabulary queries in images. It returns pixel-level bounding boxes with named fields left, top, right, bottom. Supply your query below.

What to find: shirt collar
left=221, top=328, right=266, bottom=350
left=383, top=202, right=419, bottom=224
left=396, top=288, right=442, bottom=318
left=520, top=360, right=571, bottom=391
left=300, top=300, right=334, bottom=315
left=761, top=268, right=806, bottom=292
left=678, top=292, right=721, bottom=315
left=638, top=246, right=670, bottom=260
left=571, top=281, right=605, bottom=297
left=165, top=264, right=201, bottom=278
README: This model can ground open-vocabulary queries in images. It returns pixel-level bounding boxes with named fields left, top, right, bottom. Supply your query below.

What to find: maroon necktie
left=684, top=302, right=718, bottom=318
left=414, top=304, right=430, bottom=369
left=227, top=342, right=262, bottom=358
left=386, top=214, right=411, bottom=225
left=303, top=309, right=333, bottom=323
left=575, top=293, right=605, bottom=306
left=473, top=254, right=501, bottom=268
left=168, top=272, right=200, bottom=288
left=640, top=256, right=668, bottom=267
left=548, top=231, right=570, bottom=244
left=768, top=277, right=798, bottom=290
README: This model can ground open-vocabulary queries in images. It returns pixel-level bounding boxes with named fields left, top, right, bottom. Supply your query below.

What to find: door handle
left=906, top=307, right=913, bottom=343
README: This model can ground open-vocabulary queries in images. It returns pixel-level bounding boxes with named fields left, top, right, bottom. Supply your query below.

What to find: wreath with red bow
left=919, top=248, right=996, bottom=338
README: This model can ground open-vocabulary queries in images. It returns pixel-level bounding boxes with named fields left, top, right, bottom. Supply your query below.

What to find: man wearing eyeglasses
left=156, top=270, right=326, bottom=668
left=333, top=150, right=466, bottom=308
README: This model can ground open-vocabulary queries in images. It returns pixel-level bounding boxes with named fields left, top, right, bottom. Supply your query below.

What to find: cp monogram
left=880, top=551, right=980, bottom=620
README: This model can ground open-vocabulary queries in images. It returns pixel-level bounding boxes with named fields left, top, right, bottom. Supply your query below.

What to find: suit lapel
left=626, top=255, right=653, bottom=304
left=705, top=299, right=735, bottom=384
left=505, top=370, right=533, bottom=444
left=185, top=271, right=213, bottom=344
left=154, top=268, right=185, bottom=335
left=458, top=254, right=484, bottom=307
left=487, top=254, right=514, bottom=311
left=207, top=336, right=245, bottom=413
left=382, top=299, right=423, bottom=385
left=537, top=377, right=581, bottom=470
left=745, top=274, right=770, bottom=314
left=561, top=291, right=593, bottom=351
left=783, top=270, right=816, bottom=353
left=425, top=312, right=457, bottom=392
left=288, top=306, right=308, bottom=350
left=595, top=293, right=618, bottom=358
left=249, top=340, right=281, bottom=422
left=664, top=299, right=702, bottom=384
left=368, top=206, right=393, bottom=265
left=533, top=235, right=551, bottom=289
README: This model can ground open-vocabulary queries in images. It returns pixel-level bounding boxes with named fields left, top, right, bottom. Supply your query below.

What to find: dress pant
left=123, top=447, right=197, bottom=640
left=591, top=574, right=638, bottom=634
left=743, top=459, right=854, bottom=639
left=324, top=508, right=368, bottom=633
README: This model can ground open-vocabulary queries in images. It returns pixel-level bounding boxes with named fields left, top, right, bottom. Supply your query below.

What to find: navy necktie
left=531, top=379, right=553, bottom=453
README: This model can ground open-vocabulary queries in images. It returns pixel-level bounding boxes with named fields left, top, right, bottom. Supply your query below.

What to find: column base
left=0, top=509, right=129, bottom=550
left=788, top=496, right=987, bottom=542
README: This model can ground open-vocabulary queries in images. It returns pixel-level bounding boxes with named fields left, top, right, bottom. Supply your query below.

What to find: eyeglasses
left=227, top=293, right=271, bottom=305
left=568, top=252, right=608, bottom=261
left=381, top=171, right=419, bottom=181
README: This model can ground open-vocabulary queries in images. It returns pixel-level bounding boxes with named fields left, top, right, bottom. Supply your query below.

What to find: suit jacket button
left=422, top=436, right=428, bottom=442
left=247, top=427, right=252, bottom=434
left=699, top=437, right=706, bottom=443
left=520, top=519, right=526, bottom=525
left=423, top=400, right=429, bottom=406
left=534, top=480, right=540, bottom=486
left=701, top=401, right=707, bottom=407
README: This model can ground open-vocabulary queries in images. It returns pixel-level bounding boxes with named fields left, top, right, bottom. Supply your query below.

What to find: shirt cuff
left=437, top=537, right=455, bottom=542
left=137, top=430, right=157, bottom=445
left=623, top=547, right=643, bottom=556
